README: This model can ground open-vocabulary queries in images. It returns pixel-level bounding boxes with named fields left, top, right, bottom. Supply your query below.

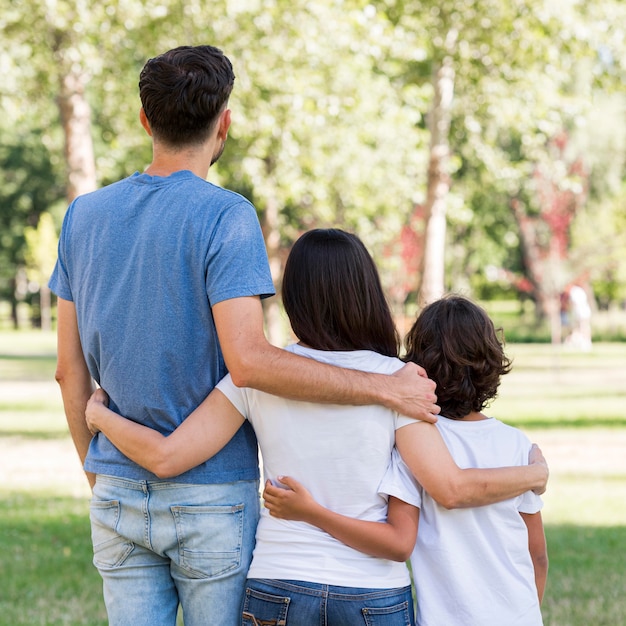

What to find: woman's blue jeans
left=242, top=579, right=415, bottom=626
left=90, top=475, right=259, bottom=626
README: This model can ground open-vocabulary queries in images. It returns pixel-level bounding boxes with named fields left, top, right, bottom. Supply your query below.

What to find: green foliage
left=23, top=212, right=59, bottom=288
left=1, top=0, right=625, bottom=322
left=0, top=132, right=65, bottom=297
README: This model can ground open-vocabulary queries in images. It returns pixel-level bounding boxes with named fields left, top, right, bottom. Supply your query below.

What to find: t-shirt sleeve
left=378, top=448, right=422, bottom=509
left=395, top=414, right=422, bottom=430
left=48, top=202, right=75, bottom=301
left=518, top=490, right=543, bottom=514
left=215, top=374, right=251, bottom=420
left=206, top=198, right=275, bottom=305
left=516, top=431, right=544, bottom=514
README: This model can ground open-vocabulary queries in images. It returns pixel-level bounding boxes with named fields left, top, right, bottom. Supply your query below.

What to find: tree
left=212, top=0, right=429, bottom=342
left=0, top=130, right=65, bottom=327
left=3, top=0, right=624, bottom=333
left=23, top=212, right=59, bottom=330
left=375, top=0, right=626, bottom=313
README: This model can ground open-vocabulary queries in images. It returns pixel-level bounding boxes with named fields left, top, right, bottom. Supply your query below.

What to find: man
left=50, top=46, right=440, bottom=626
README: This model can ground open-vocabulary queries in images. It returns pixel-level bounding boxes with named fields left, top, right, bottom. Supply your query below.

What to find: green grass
left=0, top=493, right=107, bottom=626
left=543, top=525, right=626, bottom=625
left=491, top=342, right=626, bottom=426
left=1, top=331, right=625, bottom=625
left=0, top=330, right=57, bottom=381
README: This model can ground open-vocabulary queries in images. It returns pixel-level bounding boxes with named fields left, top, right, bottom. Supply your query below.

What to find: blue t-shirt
left=49, top=170, right=275, bottom=483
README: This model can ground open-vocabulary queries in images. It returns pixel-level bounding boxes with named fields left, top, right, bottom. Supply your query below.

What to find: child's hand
left=263, top=476, right=319, bottom=522
left=85, top=388, right=110, bottom=435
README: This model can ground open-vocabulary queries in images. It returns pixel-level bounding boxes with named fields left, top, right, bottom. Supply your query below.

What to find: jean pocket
left=363, top=600, right=413, bottom=626
left=242, top=587, right=290, bottom=626
left=171, top=503, right=245, bottom=579
left=90, top=499, right=134, bottom=569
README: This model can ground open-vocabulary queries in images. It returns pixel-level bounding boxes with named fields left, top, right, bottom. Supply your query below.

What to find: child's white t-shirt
left=380, top=417, right=544, bottom=626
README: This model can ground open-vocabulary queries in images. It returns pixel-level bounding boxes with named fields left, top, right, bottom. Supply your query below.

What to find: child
left=265, top=295, right=548, bottom=625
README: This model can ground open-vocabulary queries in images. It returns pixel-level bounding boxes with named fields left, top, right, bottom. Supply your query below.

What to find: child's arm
left=521, top=511, right=549, bottom=604
left=396, top=421, right=549, bottom=508
left=263, top=476, right=418, bottom=562
left=85, top=387, right=245, bottom=478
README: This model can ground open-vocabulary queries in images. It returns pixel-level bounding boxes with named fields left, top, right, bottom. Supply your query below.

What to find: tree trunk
left=40, top=284, right=52, bottom=332
left=57, top=63, right=97, bottom=202
left=418, top=34, right=456, bottom=307
left=260, top=189, right=286, bottom=347
left=511, top=199, right=553, bottom=321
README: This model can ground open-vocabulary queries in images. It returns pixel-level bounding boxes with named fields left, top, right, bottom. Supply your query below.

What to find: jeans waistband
left=95, top=474, right=257, bottom=492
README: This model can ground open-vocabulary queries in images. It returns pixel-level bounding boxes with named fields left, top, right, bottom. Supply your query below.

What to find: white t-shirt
left=380, top=417, right=544, bottom=626
left=217, top=344, right=415, bottom=588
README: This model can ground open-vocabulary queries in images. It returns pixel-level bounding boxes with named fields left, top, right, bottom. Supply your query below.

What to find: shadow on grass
left=0, top=353, right=56, bottom=360
left=0, top=430, right=69, bottom=440
left=503, top=417, right=626, bottom=429
left=0, top=354, right=57, bottom=381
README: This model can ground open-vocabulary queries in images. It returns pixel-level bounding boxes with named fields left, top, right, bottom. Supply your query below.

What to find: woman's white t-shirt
left=216, top=343, right=415, bottom=588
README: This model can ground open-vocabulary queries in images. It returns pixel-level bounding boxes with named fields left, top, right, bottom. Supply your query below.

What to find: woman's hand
left=85, top=387, right=110, bottom=435
left=263, top=476, right=319, bottom=522
left=529, top=444, right=549, bottom=495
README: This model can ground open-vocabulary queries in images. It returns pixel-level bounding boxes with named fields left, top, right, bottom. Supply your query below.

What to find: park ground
left=0, top=332, right=625, bottom=625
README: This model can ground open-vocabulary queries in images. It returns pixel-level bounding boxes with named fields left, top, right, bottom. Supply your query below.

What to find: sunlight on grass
left=1, top=332, right=625, bottom=625
left=543, top=475, right=626, bottom=526
left=0, top=330, right=57, bottom=355
left=490, top=343, right=626, bottom=424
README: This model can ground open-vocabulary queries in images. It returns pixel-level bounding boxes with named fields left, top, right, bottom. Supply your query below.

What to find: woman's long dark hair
left=404, top=295, right=512, bottom=419
left=282, top=229, right=399, bottom=357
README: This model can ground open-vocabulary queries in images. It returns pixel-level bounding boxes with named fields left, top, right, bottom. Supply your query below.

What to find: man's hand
left=387, top=362, right=439, bottom=423
left=529, top=444, right=549, bottom=495
left=263, top=476, right=319, bottom=522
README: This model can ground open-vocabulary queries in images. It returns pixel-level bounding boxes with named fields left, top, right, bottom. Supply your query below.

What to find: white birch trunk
left=419, top=30, right=457, bottom=307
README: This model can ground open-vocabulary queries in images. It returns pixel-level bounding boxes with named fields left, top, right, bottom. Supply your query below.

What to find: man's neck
left=145, top=143, right=213, bottom=180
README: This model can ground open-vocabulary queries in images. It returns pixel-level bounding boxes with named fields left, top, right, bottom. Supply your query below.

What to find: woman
left=86, top=229, right=548, bottom=625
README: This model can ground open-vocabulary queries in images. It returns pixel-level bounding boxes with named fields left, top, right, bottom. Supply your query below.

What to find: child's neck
left=461, top=411, right=489, bottom=421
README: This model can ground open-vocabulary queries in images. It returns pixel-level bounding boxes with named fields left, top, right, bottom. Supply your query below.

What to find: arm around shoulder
left=395, top=422, right=549, bottom=509
left=212, top=296, right=439, bottom=421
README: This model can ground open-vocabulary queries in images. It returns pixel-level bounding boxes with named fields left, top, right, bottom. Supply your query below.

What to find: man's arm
left=212, top=296, right=439, bottom=422
left=54, top=298, right=96, bottom=488
left=396, top=422, right=549, bottom=509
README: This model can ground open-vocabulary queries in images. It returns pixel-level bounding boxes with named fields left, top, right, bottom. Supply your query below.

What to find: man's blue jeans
left=242, top=579, right=415, bottom=625
left=90, top=475, right=259, bottom=626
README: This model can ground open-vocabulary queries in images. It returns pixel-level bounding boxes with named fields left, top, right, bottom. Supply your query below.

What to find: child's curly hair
left=404, top=295, right=512, bottom=420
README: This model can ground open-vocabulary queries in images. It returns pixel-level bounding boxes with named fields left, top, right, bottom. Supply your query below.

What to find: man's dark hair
left=404, top=295, right=512, bottom=419
left=282, top=229, right=399, bottom=357
left=139, top=45, right=234, bottom=147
